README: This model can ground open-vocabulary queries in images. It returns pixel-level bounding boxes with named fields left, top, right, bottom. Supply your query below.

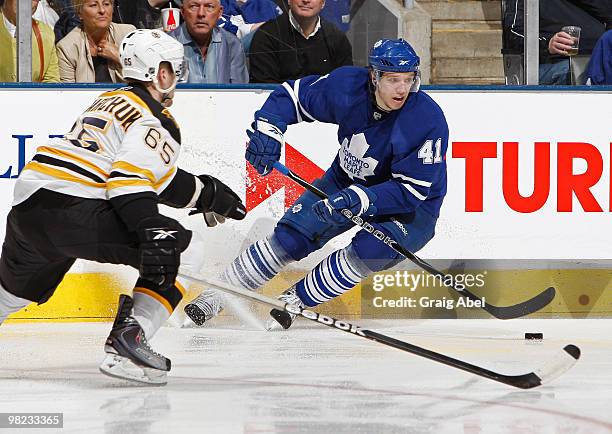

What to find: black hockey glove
left=189, top=175, right=247, bottom=227
left=136, top=216, right=182, bottom=290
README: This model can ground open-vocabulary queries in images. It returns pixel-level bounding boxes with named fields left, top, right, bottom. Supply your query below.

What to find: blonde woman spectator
left=0, top=0, right=59, bottom=82
left=56, top=0, right=134, bottom=82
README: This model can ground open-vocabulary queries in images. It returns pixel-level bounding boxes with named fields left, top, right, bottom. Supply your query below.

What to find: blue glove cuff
left=254, top=110, right=288, bottom=132
left=254, top=110, right=287, bottom=144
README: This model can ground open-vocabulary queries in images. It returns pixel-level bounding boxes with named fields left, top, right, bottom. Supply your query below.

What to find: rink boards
left=1, top=85, right=611, bottom=320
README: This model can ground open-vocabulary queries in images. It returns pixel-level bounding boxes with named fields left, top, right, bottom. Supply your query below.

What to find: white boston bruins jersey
left=13, top=85, right=181, bottom=206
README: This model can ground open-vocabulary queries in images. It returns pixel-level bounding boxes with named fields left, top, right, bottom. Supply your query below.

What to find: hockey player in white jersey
left=0, top=29, right=246, bottom=385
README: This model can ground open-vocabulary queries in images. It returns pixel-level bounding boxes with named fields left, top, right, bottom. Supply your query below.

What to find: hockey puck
left=524, top=332, right=543, bottom=340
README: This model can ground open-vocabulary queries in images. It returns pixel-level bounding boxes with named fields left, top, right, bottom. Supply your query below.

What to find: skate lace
left=125, top=317, right=165, bottom=359
left=279, top=287, right=303, bottom=307
left=140, top=332, right=164, bottom=359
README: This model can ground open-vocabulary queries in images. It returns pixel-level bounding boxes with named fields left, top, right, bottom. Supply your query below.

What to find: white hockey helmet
left=120, top=29, right=188, bottom=92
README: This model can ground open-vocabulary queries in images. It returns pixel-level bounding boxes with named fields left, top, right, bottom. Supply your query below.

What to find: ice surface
left=0, top=319, right=611, bottom=433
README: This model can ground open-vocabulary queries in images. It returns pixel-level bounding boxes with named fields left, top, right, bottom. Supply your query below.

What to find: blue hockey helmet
left=368, top=39, right=420, bottom=73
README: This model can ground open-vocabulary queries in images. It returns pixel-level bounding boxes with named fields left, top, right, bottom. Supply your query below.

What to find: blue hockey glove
left=245, top=110, right=287, bottom=176
left=312, top=185, right=378, bottom=226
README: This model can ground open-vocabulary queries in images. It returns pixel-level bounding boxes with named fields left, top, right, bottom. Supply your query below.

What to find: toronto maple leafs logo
left=338, top=133, right=378, bottom=180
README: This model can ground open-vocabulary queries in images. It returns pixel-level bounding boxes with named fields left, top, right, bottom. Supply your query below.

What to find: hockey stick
left=271, top=161, right=555, bottom=320
left=179, top=273, right=580, bottom=389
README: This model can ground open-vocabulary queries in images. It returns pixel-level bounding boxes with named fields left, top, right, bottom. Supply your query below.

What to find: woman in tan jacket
left=56, top=0, right=134, bottom=82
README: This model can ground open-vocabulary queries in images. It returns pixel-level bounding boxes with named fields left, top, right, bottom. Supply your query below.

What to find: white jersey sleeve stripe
left=392, top=173, right=432, bottom=187
left=281, top=82, right=303, bottom=123
left=294, top=79, right=316, bottom=122
left=399, top=182, right=427, bottom=201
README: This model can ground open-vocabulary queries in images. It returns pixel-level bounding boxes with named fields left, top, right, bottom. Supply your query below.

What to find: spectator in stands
left=217, top=0, right=282, bottom=41
left=320, top=0, right=349, bottom=33
left=54, top=0, right=170, bottom=43
left=586, top=30, right=612, bottom=84
left=113, top=0, right=170, bottom=29
left=272, top=0, right=288, bottom=14
left=272, top=0, right=352, bottom=30
left=169, top=0, right=248, bottom=83
left=56, top=0, right=134, bottom=82
left=248, top=0, right=352, bottom=83
left=57, top=0, right=281, bottom=45
left=504, top=0, right=612, bottom=85
left=53, top=0, right=80, bottom=42
left=33, top=0, right=60, bottom=29
left=0, top=0, right=59, bottom=82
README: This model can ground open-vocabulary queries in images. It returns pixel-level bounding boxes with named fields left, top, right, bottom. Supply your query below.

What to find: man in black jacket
left=248, top=0, right=352, bottom=83
left=113, top=0, right=169, bottom=29
left=503, top=0, right=612, bottom=84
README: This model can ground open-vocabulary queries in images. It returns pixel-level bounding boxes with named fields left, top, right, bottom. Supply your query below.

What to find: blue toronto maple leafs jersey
left=261, top=66, right=449, bottom=217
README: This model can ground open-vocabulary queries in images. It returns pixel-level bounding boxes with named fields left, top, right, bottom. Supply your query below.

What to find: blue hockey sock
left=295, top=246, right=371, bottom=307
left=222, top=235, right=293, bottom=291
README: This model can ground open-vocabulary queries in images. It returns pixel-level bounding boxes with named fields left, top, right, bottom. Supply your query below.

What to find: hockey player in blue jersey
left=185, top=38, right=449, bottom=329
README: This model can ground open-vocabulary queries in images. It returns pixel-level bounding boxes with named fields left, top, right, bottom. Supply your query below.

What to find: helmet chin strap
left=153, top=75, right=178, bottom=107
left=374, top=90, right=392, bottom=113
left=410, top=74, right=421, bottom=93
left=160, top=94, right=173, bottom=108
left=371, top=70, right=396, bottom=113
left=372, top=69, right=382, bottom=88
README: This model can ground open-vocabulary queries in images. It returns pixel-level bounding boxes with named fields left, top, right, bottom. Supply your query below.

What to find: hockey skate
left=99, top=295, right=171, bottom=385
left=184, top=290, right=224, bottom=326
left=267, top=285, right=304, bottom=330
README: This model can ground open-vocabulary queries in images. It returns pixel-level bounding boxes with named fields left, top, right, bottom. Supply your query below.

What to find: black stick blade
left=484, top=287, right=556, bottom=320
left=563, top=344, right=581, bottom=360
left=270, top=308, right=293, bottom=329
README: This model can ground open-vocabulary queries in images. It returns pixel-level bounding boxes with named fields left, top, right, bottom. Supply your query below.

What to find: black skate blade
left=270, top=308, right=293, bottom=329
left=184, top=303, right=207, bottom=326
